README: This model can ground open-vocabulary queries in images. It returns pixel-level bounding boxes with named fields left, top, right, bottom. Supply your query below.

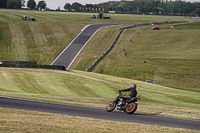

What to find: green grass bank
left=1, top=9, right=198, bottom=91
left=71, top=22, right=200, bottom=91
left=0, top=68, right=199, bottom=120
left=1, top=108, right=198, bottom=133
left=0, top=9, right=200, bottom=132
left=0, top=9, right=194, bottom=64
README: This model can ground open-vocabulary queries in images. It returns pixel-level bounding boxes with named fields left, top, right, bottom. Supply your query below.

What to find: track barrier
left=0, top=61, right=66, bottom=71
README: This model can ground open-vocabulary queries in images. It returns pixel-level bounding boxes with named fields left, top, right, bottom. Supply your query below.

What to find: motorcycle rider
left=118, top=84, right=137, bottom=103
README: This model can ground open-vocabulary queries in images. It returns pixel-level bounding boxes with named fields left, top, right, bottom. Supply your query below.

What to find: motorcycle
left=106, top=91, right=141, bottom=114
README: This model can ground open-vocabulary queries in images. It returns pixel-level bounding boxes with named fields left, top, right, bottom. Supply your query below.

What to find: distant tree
left=0, top=0, right=7, bottom=8
left=183, top=7, right=191, bottom=13
left=196, top=8, right=200, bottom=16
left=153, top=0, right=161, bottom=7
left=145, top=1, right=154, bottom=12
left=71, top=2, right=82, bottom=11
left=37, top=1, right=46, bottom=10
left=64, top=3, right=71, bottom=11
left=85, top=4, right=93, bottom=8
left=61, top=0, right=200, bottom=15
left=27, top=0, right=36, bottom=9
left=7, top=0, right=20, bottom=9
left=153, top=7, right=164, bottom=13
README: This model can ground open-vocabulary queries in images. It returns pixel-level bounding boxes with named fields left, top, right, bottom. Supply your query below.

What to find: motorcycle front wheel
left=106, top=101, right=116, bottom=112
left=125, top=102, right=137, bottom=114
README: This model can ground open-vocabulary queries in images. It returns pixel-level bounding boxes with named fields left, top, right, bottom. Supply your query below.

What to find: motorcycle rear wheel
left=125, top=102, right=137, bottom=114
left=106, top=101, right=116, bottom=112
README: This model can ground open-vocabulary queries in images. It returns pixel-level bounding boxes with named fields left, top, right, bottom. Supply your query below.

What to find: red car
left=151, top=27, right=160, bottom=30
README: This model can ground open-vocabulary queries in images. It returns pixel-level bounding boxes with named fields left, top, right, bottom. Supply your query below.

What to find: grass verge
left=0, top=68, right=199, bottom=120
left=0, top=108, right=199, bottom=133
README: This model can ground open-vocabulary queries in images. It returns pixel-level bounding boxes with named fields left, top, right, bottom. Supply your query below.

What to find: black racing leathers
left=120, top=88, right=137, bottom=97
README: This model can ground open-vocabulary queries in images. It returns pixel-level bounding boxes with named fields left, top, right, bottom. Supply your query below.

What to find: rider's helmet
left=131, top=84, right=137, bottom=89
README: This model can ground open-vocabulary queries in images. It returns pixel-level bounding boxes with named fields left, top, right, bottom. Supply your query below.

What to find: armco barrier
left=85, top=21, right=186, bottom=72
left=0, top=61, right=66, bottom=70
left=0, top=61, right=36, bottom=65
left=85, top=28, right=123, bottom=72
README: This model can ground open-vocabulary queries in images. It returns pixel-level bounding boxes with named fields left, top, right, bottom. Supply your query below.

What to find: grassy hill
left=1, top=9, right=199, bottom=91
left=0, top=9, right=199, bottom=110
left=0, top=9, right=193, bottom=65
left=0, top=9, right=199, bottom=117
left=0, top=68, right=199, bottom=120
left=71, top=22, right=200, bottom=91
left=0, top=9, right=199, bottom=132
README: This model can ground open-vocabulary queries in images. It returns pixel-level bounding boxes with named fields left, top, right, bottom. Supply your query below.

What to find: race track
left=2, top=22, right=199, bottom=131
left=51, top=23, right=123, bottom=68
left=0, top=97, right=199, bottom=131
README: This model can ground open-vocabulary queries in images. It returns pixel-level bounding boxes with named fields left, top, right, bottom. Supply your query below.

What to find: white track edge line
left=67, top=27, right=103, bottom=69
left=50, top=24, right=91, bottom=65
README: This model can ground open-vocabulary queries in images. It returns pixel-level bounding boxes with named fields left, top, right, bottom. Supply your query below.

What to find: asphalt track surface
left=51, top=23, right=124, bottom=68
left=0, top=97, right=200, bottom=131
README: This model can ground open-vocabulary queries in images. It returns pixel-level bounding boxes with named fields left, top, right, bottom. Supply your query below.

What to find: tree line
left=0, top=0, right=46, bottom=10
left=0, top=0, right=200, bottom=15
left=0, top=0, right=25, bottom=9
left=72, top=0, right=200, bottom=15
left=99, top=0, right=200, bottom=15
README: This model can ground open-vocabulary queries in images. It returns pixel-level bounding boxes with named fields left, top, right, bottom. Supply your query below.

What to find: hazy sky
left=25, top=0, right=200, bottom=10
